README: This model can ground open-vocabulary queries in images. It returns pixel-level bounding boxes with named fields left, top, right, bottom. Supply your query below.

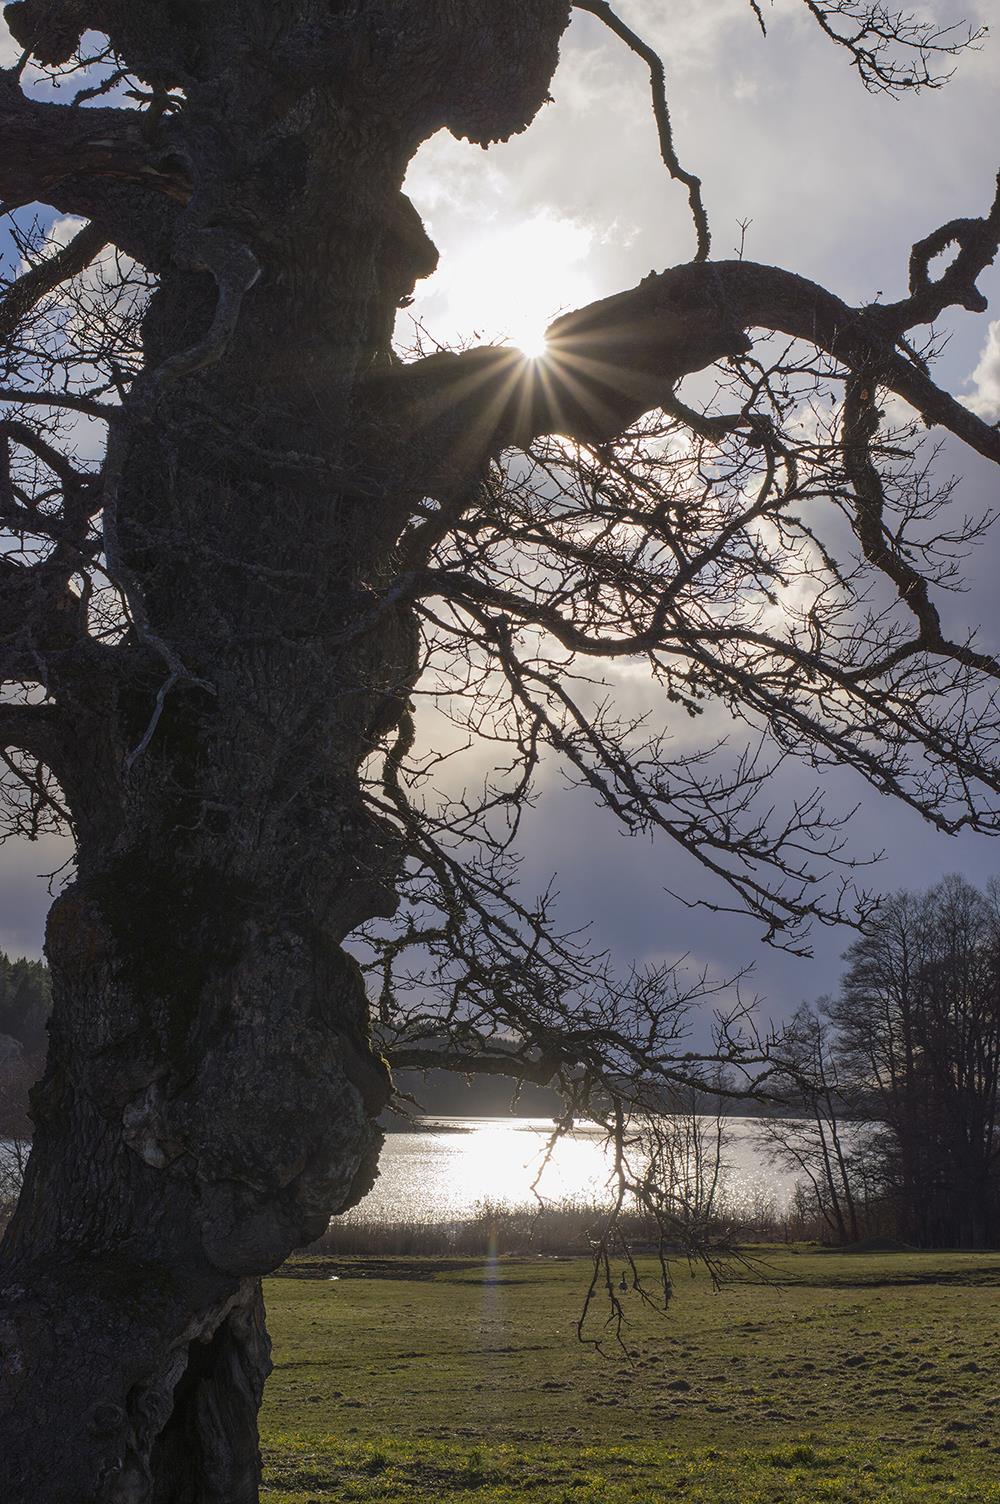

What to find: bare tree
left=1, top=1, right=1000, bottom=1497
left=758, top=1001, right=864, bottom=1244
left=0, top=1126, right=29, bottom=1237
left=0, top=1031, right=33, bottom=1241
left=832, top=876, right=1000, bottom=1246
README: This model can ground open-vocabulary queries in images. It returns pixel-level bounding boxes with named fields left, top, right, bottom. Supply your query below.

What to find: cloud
left=0, top=833, right=73, bottom=960
left=964, top=320, right=1000, bottom=421
left=403, top=207, right=597, bottom=353
left=0, top=16, right=20, bottom=68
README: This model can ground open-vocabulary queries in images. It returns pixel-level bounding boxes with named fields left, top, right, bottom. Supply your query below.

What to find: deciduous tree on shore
left=833, top=876, right=1000, bottom=1248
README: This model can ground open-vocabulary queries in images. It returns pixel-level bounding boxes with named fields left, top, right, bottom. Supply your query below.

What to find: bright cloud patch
left=0, top=16, right=19, bottom=67
left=405, top=210, right=597, bottom=358
left=964, top=320, right=1000, bottom=421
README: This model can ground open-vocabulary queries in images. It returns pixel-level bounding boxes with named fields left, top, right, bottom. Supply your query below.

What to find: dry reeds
left=303, top=1188, right=834, bottom=1258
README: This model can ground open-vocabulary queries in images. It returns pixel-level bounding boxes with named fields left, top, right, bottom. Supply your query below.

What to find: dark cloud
left=0, top=834, right=71, bottom=960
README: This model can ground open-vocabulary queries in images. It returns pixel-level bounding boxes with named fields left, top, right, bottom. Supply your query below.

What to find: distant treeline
left=0, top=951, right=49, bottom=1058
left=386, top=1067, right=796, bottom=1123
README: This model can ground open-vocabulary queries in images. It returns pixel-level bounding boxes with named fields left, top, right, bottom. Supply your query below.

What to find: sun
left=402, top=203, right=596, bottom=362
left=512, top=320, right=550, bottom=361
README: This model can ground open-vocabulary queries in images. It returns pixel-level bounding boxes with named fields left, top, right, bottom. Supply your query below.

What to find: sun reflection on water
left=341, top=1116, right=793, bottom=1225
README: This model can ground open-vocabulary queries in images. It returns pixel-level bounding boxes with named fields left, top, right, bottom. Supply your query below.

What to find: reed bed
left=304, top=1189, right=831, bottom=1258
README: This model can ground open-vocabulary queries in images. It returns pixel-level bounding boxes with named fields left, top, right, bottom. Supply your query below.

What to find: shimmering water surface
left=345, top=1116, right=799, bottom=1223
left=1, top=1118, right=803, bottom=1223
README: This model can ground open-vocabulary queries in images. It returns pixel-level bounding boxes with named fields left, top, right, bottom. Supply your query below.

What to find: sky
left=2, top=1, right=1000, bottom=1035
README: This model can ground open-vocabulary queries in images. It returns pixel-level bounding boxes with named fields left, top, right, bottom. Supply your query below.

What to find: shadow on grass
left=275, top=1254, right=540, bottom=1283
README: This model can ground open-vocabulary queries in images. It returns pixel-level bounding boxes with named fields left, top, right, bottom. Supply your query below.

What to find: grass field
left=260, top=1247, right=1000, bottom=1503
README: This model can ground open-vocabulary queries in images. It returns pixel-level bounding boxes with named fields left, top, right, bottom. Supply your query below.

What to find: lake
left=345, top=1116, right=800, bottom=1224
left=1, top=1116, right=803, bottom=1224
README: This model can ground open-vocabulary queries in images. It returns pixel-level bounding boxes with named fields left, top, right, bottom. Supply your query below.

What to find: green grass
left=261, top=1247, right=1000, bottom=1502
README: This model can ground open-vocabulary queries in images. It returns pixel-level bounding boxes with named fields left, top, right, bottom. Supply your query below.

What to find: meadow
left=260, top=1247, right=1000, bottom=1504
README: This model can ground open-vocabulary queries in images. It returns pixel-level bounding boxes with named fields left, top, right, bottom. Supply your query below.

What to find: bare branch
left=0, top=72, right=188, bottom=218
left=0, top=219, right=107, bottom=346
left=382, top=241, right=1000, bottom=484
left=0, top=701, right=62, bottom=761
left=878, top=171, right=1000, bottom=335
left=798, top=0, right=984, bottom=93
left=0, top=386, right=116, bottom=419
left=572, top=0, right=710, bottom=261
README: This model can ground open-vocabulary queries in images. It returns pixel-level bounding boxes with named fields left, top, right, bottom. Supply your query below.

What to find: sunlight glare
left=404, top=208, right=597, bottom=357
left=513, top=322, right=550, bottom=361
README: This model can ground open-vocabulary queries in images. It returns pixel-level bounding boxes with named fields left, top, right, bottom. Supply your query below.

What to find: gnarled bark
left=0, top=4, right=574, bottom=1498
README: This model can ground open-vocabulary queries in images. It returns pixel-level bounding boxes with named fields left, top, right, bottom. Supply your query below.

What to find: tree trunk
left=0, top=872, right=387, bottom=1501
left=0, top=134, right=409, bottom=1504
left=0, top=5, right=575, bottom=1494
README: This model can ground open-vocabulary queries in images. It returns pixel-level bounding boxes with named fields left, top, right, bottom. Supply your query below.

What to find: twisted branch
left=572, top=0, right=710, bottom=261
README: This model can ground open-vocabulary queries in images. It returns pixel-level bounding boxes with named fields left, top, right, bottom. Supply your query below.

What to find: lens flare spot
left=513, top=322, right=550, bottom=361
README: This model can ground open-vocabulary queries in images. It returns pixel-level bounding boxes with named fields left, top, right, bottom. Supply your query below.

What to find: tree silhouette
left=833, top=876, right=1000, bottom=1247
left=1, top=2, right=999, bottom=1497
